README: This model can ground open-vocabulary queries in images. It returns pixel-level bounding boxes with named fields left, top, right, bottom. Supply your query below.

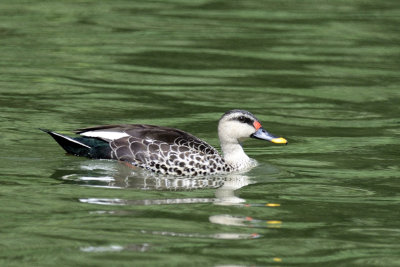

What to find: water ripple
left=81, top=243, right=150, bottom=253
left=79, top=197, right=215, bottom=206
left=140, top=230, right=260, bottom=240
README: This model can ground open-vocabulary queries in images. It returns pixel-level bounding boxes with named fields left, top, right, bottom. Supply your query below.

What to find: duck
left=42, top=109, right=287, bottom=176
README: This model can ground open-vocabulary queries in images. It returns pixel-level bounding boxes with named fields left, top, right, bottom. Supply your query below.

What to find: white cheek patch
left=80, top=131, right=130, bottom=141
left=232, top=122, right=254, bottom=137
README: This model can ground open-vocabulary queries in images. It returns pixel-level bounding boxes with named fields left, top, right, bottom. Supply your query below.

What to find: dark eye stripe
left=234, top=116, right=253, bottom=125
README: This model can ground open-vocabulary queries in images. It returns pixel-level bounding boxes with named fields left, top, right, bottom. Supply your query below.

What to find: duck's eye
left=238, top=116, right=250, bottom=124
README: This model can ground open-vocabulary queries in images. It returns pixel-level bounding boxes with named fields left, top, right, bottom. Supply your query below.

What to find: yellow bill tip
left=270, top=137, right=288, bottom=144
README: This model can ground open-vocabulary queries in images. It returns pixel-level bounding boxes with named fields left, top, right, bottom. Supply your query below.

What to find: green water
left=1, top=0, right=400, bottom=266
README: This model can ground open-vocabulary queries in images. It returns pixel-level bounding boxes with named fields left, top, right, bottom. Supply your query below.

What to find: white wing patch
left=80, top=131, right=130, bottom=141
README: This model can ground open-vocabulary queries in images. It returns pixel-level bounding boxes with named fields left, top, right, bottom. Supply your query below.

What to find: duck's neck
left=220, top=141, right=255, bottom=171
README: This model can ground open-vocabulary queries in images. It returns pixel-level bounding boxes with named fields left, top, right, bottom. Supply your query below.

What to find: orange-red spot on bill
left=253, top=121, right=262, bottom=130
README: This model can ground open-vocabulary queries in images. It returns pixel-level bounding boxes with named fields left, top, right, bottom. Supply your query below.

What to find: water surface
left=1, top=0, right=400, bottom=266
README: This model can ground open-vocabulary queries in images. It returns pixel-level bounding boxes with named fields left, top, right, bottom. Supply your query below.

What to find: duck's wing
left=75, top=124, right=219, bottom=155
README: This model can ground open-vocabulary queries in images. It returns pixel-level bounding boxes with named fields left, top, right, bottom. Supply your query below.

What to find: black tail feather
left=40, top=128, right=92, bottom=157
left=41, top=129, right=112, bottom=159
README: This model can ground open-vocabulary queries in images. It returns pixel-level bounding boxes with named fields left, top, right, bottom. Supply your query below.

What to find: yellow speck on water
left=266, top=203, right=281, bottom=207
left=273, top=257, right=282, bottom=262
left=266, top=220, right=282, bottom=224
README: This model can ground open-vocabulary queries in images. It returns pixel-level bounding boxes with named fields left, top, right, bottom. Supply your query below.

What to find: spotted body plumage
left=42, top=110, right=287, bottom=176
left=109, top=131, right=230, bottom=176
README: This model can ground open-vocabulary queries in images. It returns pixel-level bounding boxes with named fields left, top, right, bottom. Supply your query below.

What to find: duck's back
left=77, top=124, right=229, bottom=176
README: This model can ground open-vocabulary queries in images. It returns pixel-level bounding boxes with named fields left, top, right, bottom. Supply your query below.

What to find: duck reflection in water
left=52, top=159, right=254, bottom=205
left=53, top=159, right=283, bottom=240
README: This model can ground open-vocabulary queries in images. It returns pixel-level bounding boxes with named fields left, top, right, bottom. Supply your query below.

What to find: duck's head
left=218, top=109, right=287, bottom=145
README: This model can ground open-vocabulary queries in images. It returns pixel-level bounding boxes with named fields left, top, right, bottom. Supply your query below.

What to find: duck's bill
left=250, top=128, right=288, bottom=144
